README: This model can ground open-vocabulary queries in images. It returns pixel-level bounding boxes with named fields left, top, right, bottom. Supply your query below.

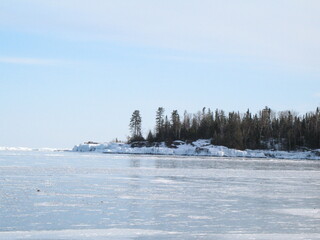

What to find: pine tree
left=144, top=106, right=320, bottom=150
left=181, top=110, right=191, bottom=140
left=146, top=130, right=154, bottom=142
left=129, top=110, right=143, bottom=142
left=171, top=110, right=181, bottom=140
left=155, top=107, right=165, bottom=141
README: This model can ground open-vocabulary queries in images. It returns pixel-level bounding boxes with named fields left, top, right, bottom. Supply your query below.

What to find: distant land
left=126, top=107, right=320, bottom=151
left=72, top=106, right=320, bottom=160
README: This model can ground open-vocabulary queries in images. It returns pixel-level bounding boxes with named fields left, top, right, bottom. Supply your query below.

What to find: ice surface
left=72, top=139, right=320, bottom=160
left=0, top=150, right=319, bottom=239
left=0, top=147, right=58, bottom=151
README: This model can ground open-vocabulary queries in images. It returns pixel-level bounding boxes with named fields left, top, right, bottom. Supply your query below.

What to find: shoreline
left=72, top=139, right=320, bottom=161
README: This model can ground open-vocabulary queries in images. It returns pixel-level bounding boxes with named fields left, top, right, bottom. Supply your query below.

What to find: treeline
left=129, top=107, right=320, bottom=151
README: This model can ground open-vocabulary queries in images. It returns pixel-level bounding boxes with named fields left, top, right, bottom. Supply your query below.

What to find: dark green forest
left=129, top=107, right=320, bottom=151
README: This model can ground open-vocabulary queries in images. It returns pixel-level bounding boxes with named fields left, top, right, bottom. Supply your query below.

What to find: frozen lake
left=0, top=151, right=319, bottom=240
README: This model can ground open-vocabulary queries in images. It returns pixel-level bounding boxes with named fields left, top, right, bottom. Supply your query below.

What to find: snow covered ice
left=0, top=149, right=319, bottom=239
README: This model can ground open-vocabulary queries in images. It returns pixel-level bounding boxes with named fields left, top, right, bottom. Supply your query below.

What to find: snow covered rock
left=72, top=140, right=320, bottom=160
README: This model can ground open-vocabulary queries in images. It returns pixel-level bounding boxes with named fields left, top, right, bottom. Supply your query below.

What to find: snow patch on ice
left=188, top=215, right=212, bottom=220
left=275, top=208, right=320, bottom=218
left=151, top=178, right=178, bottom=184
left=35, top=202, right=85, bottom=207
left=0, top=228, right=179, bottom=239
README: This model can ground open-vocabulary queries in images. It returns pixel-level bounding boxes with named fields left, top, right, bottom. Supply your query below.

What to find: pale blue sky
left=0, top=0, right=319, bottom=148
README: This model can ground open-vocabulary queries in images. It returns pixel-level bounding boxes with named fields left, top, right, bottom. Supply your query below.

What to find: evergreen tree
left=241, top=109, right=253, bottom=149
left=171, top=110, right=181, bottom=140
left=224, top=112, right=243, bottom=149
left=146, top=130, right=154, bottom=142
left=129, top=110, right=143, bottom=142
left=181, top=110, right=191, bottom=140
left=155, top=107, right=165, bottom=141
left=142, top=106, right=320, bottom=150
left=164, top=115, right=171, bottom=141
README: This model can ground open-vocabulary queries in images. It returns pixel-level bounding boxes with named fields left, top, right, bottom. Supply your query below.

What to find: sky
left=0, top=0, right=320, bottom=148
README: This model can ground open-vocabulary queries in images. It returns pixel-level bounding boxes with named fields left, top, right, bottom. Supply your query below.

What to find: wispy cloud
left=151, top=54, right=210, bottom=63
left=1, top=1, right=320, bottom=72
left=314, top=92, right=320, bottom=98
left=0, top=57, right=69, bottom=65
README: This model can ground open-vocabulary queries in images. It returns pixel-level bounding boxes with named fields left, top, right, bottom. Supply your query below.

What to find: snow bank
left=72, top=140, right=320, bottom=160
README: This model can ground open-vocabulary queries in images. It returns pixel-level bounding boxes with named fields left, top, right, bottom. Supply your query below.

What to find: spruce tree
left=171, top=110, right=181, bottom=140
left=129, top=110, right=143, bottom=142
left=155, top=107, right=165, bottom=141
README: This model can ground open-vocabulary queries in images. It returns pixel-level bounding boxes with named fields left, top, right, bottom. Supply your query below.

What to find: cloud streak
left=0, top=57, right=70, bottom=66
